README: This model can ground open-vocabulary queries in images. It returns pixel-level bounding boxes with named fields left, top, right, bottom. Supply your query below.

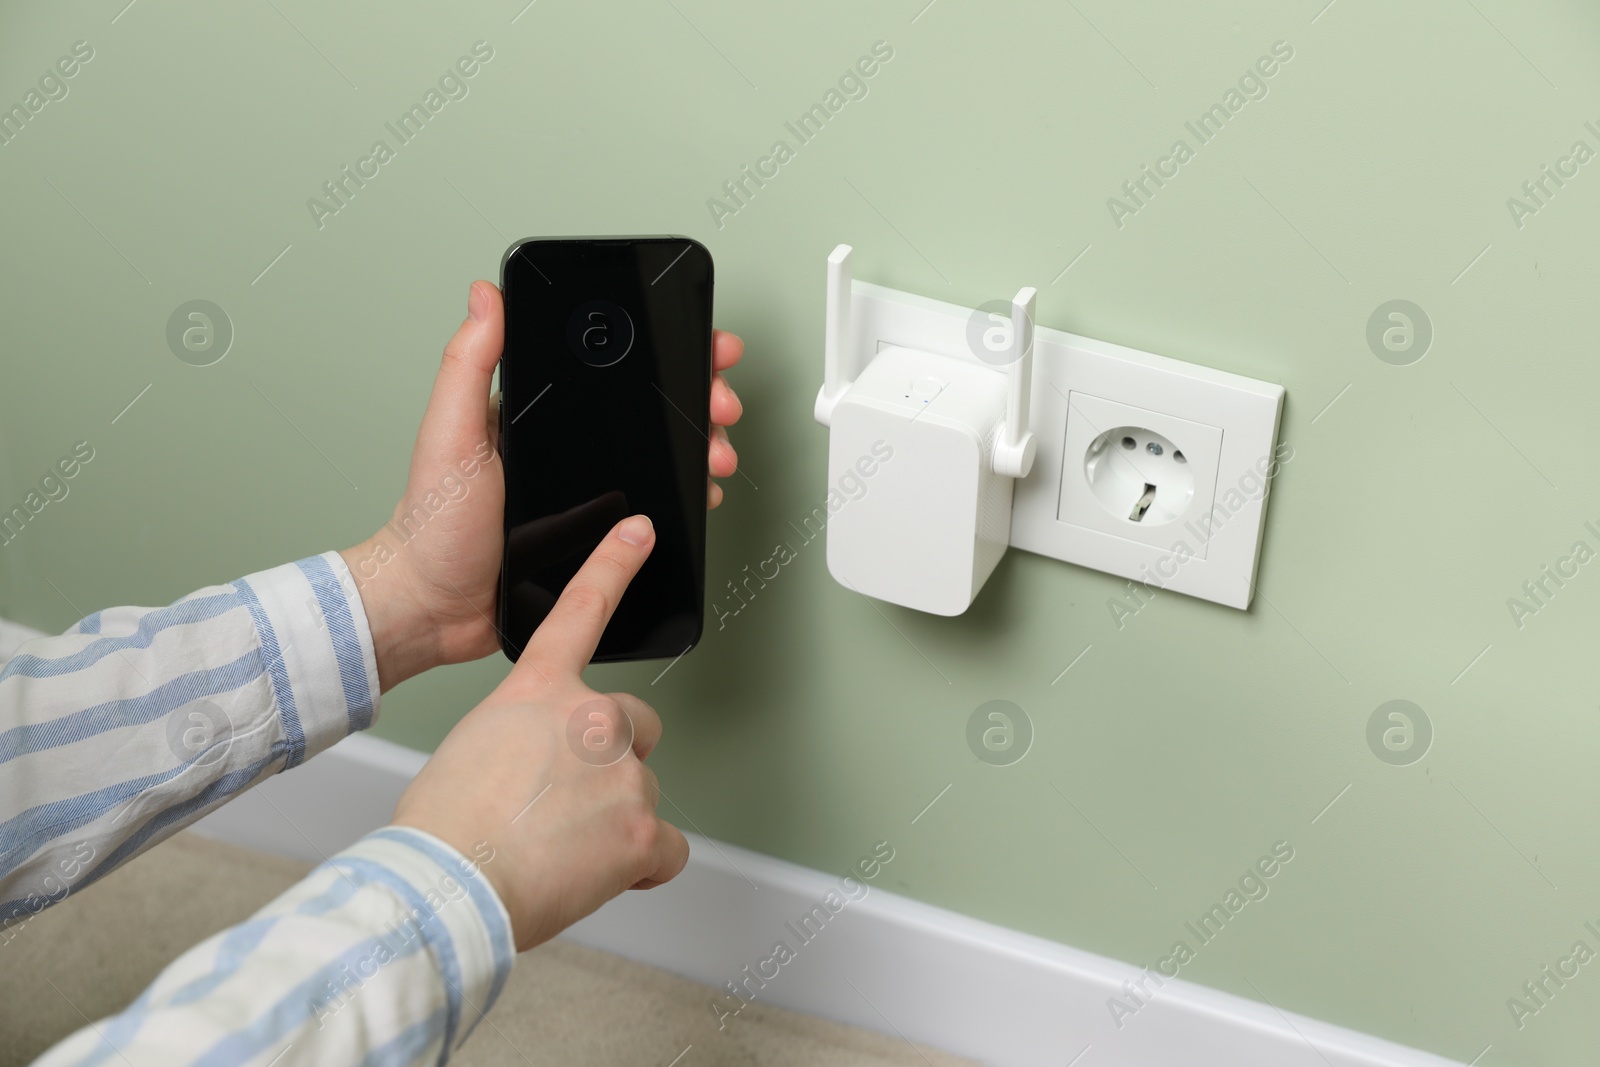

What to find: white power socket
left=1011, top=332, right=1283, bottom=610
left=822, top=254, right=1284, bottom=612
left=1057, top=392, right=1224, bottom=558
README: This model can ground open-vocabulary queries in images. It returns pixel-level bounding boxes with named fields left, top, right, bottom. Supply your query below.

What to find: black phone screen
left=497, top=236, right=712, bottom=663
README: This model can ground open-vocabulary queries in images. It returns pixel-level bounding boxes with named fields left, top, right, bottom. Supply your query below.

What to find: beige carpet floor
left=0, top=832, right=974, bottom=1066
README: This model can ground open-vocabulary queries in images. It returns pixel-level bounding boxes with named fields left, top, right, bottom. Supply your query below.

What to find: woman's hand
left=341, top=281, right=743, bottom=691
left=391, top=515, right=689, bottom=951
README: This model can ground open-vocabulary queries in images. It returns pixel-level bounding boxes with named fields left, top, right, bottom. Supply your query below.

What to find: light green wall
left=4, top=0, right=1599, bottom=1059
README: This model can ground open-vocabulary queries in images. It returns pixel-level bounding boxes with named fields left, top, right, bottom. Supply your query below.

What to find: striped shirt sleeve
left=0, top=551, right=378, bottom=936
left=31, top=826, right=515, bottom=1067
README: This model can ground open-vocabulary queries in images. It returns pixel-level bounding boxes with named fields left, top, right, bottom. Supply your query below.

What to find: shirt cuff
left=231, top=551, right=381, bottom=770
left=341, top=827, right=517, bottom=1049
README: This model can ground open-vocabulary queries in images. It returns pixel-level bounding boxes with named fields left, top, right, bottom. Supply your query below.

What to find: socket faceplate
left=841, top=278, right=1284, bottom=609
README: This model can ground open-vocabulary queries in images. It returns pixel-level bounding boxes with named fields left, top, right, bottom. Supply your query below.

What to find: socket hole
left=1084, top=426, right=1195, bottom=527
left=1129, top=483, right=1157, bottom=522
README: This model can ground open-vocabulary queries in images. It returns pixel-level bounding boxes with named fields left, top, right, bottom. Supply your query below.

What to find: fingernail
left=618, top=515, right=654, bottom=546
left=467, top=282, right=488, bottom=322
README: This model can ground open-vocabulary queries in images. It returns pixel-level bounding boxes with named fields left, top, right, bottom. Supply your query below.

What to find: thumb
left=417, top=281, right=504, bottom=455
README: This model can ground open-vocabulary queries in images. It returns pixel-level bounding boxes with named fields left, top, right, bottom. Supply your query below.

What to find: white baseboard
left=189, top=733, right=1462, bottom=1067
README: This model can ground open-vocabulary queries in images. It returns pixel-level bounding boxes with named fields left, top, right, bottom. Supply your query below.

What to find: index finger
left=517, top=515, right=657, bottom=678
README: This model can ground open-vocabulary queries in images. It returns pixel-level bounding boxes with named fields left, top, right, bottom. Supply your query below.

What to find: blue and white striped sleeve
left=0, top=551, right=378, bottom=932
left=32, top=825, right=515, bottom=1067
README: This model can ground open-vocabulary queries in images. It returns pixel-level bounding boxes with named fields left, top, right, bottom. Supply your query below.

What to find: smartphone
left=496, top=235, right=712, bottom=663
